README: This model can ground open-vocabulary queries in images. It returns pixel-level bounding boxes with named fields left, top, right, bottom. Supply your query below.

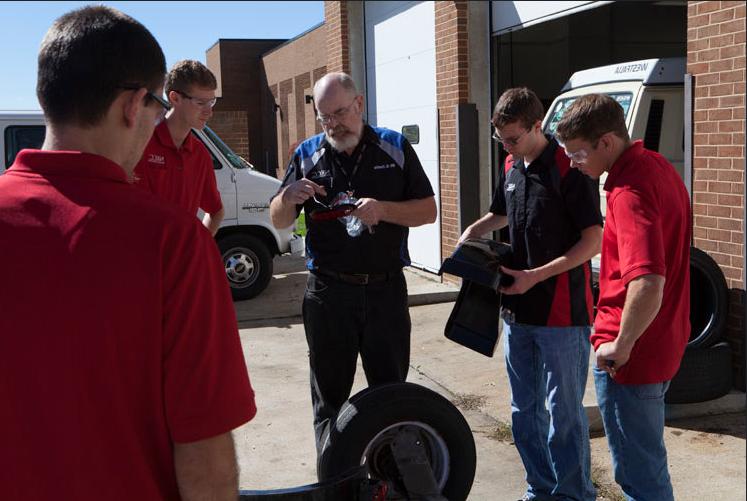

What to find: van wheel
left=218, top=234, right=272, bottom=301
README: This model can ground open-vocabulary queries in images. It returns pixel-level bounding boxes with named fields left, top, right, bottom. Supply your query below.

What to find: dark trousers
left=302, top=270, right=411, bottom=455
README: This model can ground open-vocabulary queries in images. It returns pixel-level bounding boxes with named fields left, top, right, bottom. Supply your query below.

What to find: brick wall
left=435, top=1, right=470, bottom=269
left=325, top=1, right=350, bottom=74
left=206, top=39, right=285, bottom=174
left=209, top=110, right=249, bottom=159
left=688, top=0, right=746, bottom=389
left=263, top=25, right=327, bottom=177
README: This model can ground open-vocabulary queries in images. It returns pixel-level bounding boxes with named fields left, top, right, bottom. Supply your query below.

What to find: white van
left=1, top=111, right=302, bottom=300
left=543, top=57, right=686, bottom=218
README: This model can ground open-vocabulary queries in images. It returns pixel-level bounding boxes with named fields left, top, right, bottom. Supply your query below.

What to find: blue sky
left=0, top=1, right=324, bottom=109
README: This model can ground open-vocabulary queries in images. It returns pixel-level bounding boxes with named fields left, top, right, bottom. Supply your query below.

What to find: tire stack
left=665, top=247, right=733, bottom=404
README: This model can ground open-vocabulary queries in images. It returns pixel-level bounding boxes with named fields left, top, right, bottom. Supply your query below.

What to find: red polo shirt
left=134, top=120, right=222, bottom=216
left=592, top=141, right=691, bottom=384
left=0, top=150, right=255, bottom=500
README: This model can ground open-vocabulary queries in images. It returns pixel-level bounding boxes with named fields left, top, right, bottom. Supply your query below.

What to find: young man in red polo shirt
left=556, top=93, right=691, bottom=501
left=134, top=60, right=225, bottom=235
left=0, top=6, right=256, bottom=500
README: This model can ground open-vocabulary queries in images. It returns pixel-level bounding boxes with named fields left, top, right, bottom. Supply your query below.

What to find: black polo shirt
left=490, top=136, right=602, bottom=327
left=279, top=125, right=434, bottom=274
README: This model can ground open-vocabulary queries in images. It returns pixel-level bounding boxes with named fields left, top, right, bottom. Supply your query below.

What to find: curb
left=408, top=289, right=459, bottom=306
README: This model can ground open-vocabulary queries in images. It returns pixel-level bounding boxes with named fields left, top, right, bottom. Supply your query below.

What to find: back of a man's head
left=492, top=87, right=544, bottom=130
left=37, top=5, right=166, bottom=127
left=165, top=60, right=217, bottom=94
left=555, top=93, right=630, bottom=145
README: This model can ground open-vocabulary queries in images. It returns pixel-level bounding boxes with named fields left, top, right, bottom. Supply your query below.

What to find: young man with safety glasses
left=459, top=87, right=602, bottom=501
left=134, top=60, right=225, bottom=235
left=556, top=93, right=690, bottom=501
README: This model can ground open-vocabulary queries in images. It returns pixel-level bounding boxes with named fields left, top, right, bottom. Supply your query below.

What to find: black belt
left=313, top=268, right=400, bottom=285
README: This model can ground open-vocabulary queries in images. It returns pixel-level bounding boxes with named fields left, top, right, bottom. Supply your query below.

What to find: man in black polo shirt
left=270, top=72, right=436, bottom=456
left=459, top=88, right=602, bottom=501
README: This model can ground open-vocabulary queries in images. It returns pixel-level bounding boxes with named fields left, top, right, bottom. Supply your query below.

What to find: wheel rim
left=360, top=421, right=450, bottom=490
left=223, top=247, right=259, bottom=288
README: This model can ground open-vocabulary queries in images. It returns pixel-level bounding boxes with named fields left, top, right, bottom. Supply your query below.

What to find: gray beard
left=326, top=131, right=361, bottom=153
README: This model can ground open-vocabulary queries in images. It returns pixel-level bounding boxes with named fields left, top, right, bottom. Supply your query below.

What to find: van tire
left=665, top=342, right=733, bottom=404
left=318, top=382, right=476, bottom=501
left=689, top=247, right=728, bottom=348
left=218, top=234, right=272, bottom=301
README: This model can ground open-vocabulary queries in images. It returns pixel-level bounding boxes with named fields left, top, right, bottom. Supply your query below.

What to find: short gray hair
left=313, top=72, right=359, bottom=100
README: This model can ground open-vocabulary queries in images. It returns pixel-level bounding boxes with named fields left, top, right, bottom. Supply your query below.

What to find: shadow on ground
left=666, top=412, right=746, bottom=439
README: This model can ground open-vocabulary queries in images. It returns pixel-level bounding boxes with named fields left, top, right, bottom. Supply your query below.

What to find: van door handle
left=231, top=172, right=236, bottom=183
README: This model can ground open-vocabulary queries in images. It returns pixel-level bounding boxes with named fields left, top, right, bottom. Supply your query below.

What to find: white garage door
left=365, top=0, right=441, bottom=272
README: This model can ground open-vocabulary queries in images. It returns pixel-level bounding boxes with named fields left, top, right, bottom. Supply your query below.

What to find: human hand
left=281, top=179, right=327, bottom=206
left=498, top=266, right=540, bottom=295
left=352, top=197, right=384, bottom=226
left=595, top=340, right=633, bottom=377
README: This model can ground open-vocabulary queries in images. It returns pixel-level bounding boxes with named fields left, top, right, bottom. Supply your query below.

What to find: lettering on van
left=241, top=203, right=269, bottom=213
left=614, top=62, right=648, bottom=74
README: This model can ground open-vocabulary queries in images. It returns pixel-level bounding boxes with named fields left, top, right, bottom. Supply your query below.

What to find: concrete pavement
left=231, top=255, right=746, bottom=500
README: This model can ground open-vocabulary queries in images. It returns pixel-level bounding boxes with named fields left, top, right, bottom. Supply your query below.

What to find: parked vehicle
left=1, top=111, right=303, bottom=300
left=543, top=57, right=686, bottom=218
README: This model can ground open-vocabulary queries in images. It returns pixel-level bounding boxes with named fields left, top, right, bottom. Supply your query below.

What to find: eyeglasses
left=120, top=84, right=170, bottom=121
left=174, top=90, right=217, bottom=109
left=492, top=127, right=530, bottom=147
left=563, top=148, right=589, bottom=165
left=316, top=99, right=357, bottom=125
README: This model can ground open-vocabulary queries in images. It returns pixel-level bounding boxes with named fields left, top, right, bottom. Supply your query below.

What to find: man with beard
left=270, top=72, right=437, bottom=455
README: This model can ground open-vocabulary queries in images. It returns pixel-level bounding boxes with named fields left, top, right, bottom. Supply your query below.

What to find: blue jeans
left=593, top=367, right=674, bottom=501
left=504, top=322, right=595, bottom=501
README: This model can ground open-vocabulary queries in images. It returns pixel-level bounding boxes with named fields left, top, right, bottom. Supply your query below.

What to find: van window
left=5, top=125, right=46, bottom=168
left=201, top=127, right=254, bottom=171
left=643, top=99, right=665, bottom=152
left=544, top=92, right=633, bottom=135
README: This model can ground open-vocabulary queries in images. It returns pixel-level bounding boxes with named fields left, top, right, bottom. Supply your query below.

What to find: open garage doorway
left=492, top=1, right=687, bottom=111
left=488, top=0, right=687, bottom=250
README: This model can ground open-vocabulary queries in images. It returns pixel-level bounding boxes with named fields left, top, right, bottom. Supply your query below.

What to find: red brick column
left=435, top=1, right=470, bottom=267
left=325, top=1, right=350, bottom=74
left=688, top=0, right=746, bottom=388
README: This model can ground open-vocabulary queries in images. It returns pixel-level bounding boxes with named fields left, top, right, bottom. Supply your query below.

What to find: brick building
left=687, top=1, right=745, bottom=389
left=321, top=0, right=744, bottom=391
left=206, top=39, right=286, bottom=174
left=205, top=0, right=744, bottom=390
left=205, top=25, right=327, bottom=178
left=262, top=23, right=327, bottom=178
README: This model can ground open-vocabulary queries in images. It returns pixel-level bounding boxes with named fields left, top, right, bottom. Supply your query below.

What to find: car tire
left=318, top=382, right=476, bottom=501
left=689, top=247, right=728, bottom=348
left=218, top=233, right=273, bottom=301
left=665, top=342, right=733, bottom=404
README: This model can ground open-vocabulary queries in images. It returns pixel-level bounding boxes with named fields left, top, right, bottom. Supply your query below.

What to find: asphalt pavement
left=231, top=255, right=746, bottom=500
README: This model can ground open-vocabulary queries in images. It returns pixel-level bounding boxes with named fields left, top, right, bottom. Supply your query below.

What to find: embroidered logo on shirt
left=148, top=154, right=165, bottom=165
left=310, top=169, right=331, bottom=179
left=373, top=163, right=396, bottom=170
left=506, top=183, right=516, bottom=192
